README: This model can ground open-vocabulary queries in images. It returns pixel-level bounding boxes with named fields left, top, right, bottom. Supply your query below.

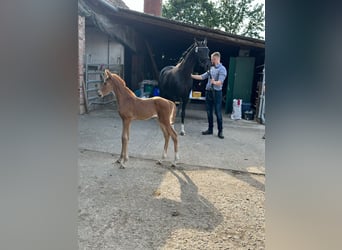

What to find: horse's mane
left=177, top=42, right=196, bottom=64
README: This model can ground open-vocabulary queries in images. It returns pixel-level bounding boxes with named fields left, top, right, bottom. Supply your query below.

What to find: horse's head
left=98, top=69, right=114, bottom=98
left=194, top=38, right=210, bottom=69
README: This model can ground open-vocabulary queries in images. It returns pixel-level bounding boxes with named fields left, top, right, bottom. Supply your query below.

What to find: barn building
left=78, top=0, right=265, bottom=119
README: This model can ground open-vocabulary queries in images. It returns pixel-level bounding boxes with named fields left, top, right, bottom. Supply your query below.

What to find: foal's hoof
left=119, top=162, right=126, bottom=169
left=156, top=160, right=162, bottom=165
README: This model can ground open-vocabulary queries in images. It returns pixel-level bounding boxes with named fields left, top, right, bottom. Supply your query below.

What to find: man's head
left=211, top=52, right=221, bottom=66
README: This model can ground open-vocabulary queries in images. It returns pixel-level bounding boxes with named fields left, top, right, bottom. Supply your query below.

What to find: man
left=191, top=52, right=227, bottom=139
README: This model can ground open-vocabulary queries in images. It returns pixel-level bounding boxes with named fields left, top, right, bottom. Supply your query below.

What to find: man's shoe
left=202, top=129, right=213, bottom=135
left=218, top=132, right=224, bottom=139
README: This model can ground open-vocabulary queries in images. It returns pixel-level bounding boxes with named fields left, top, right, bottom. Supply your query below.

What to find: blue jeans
left=205, top=90, right=223, bottom=132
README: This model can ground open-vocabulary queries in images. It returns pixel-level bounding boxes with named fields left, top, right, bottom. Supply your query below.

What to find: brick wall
left=78, top=15, right=86, bottom=114
left=144, top=0, right=162, bottom=16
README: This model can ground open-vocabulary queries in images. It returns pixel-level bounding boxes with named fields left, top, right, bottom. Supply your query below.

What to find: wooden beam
left=114, top=10, right=265, bottom=49
left=144, top=39, right=159, bottom=80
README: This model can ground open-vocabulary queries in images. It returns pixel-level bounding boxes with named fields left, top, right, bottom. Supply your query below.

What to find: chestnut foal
left=98, top=69, right=179, bottom=168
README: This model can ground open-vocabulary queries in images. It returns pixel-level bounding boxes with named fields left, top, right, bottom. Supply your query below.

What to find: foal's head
left=98, top=69, right=126, bottom=98
left=98, top=69, right=114, bottom=98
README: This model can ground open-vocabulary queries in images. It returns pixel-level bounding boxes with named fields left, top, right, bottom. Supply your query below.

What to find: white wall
left=85, top=27, right=124, bottom=65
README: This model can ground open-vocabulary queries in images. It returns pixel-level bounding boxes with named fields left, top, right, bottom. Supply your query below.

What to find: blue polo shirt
left=201, top=63, right=227, bottom=91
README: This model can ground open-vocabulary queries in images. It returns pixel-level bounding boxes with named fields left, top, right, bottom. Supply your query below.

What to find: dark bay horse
left=158, top=38, right=210, bottom=135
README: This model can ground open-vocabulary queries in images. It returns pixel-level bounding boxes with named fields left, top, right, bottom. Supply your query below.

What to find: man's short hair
left=211, top=52, right=221, bottom=58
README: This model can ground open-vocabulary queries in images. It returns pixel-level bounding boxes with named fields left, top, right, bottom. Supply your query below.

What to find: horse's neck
left=178, top=50, right=196, bottom=74
left=111, top=79, right=134, bottom=103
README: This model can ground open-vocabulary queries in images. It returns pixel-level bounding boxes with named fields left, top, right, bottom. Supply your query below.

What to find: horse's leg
left=171, top=103, right=179, bottom=163
left=119, top=119, right=131, bottom=169
left=116, top=121, right=125, bottom=164
left=168, top=124, right=179, bottom=167
left=180, top=98, right=188, bottom=136
left=164, top=102, right=179, bottom=166
left=156, top=122, right=169, bottom=165
left=175, top=101, right=181, bottom=118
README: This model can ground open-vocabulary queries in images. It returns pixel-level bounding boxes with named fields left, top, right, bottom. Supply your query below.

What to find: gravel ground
left=78, top=149, right=265, bottom=250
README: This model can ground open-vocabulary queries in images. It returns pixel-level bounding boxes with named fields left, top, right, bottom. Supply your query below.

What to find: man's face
left=211, top=55, right=220, bottom=65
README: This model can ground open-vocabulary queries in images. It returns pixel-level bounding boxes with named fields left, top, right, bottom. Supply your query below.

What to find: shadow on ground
left=79, top=150, right=222, bottom=249
left=78, top=150, right=265, bottom=249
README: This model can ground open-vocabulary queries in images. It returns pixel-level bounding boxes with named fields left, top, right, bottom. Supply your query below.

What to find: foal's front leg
left=117, top=119, right=131, bottom=169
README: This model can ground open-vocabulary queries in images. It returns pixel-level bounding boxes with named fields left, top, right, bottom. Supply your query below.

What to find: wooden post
left=144, top=39, right=159, bottom=80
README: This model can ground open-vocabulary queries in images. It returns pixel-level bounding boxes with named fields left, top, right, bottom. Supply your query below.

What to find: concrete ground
left=78, top=150, right=265, bottom=249
left=78, top=102, right=265, bottom=249
left=79, top=102, right=265, bottom=174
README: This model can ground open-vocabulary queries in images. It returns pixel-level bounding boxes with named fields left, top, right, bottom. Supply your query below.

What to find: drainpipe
left=258, top=67, right=265, bottom=124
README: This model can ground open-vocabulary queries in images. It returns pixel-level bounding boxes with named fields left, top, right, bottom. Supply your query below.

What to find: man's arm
left=191, top=71, right=209, bottom=80
left=211, top=67, right=227, bottom=86
left=191, top=74, right=202, bottom=80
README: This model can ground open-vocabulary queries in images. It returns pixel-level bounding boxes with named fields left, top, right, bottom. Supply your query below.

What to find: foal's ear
left=104, top=69, right=112, bottom=79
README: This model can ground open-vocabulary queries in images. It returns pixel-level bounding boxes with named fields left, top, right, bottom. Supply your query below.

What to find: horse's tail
left=159, top=66, right=174, bottom=99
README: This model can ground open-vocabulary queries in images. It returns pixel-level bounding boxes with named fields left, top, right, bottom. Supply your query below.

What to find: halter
left=195, top=46, right=208, bottom=53
left=194, top=44, right=210, bottom=67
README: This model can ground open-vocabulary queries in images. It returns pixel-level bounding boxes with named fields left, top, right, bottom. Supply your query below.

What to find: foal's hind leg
left=156, top=123, right=170, bottom=165
left=168, top=125, right=179, bottom=167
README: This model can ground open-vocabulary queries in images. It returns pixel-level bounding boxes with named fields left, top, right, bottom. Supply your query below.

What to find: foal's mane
left=110, top=73, right=136, bottom=98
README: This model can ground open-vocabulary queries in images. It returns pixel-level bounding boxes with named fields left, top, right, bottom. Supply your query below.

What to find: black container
left=241, top=102, right=252, bottom=114
left=243, top=110, right=255, bottom=120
